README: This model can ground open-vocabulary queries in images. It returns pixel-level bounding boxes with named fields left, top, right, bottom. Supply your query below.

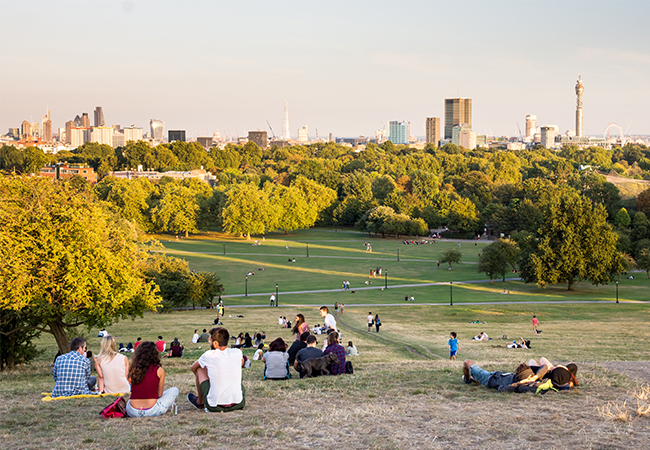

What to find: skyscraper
left=281, top=100, right=290, bottom=140
left=425, top=117, right=441, bottom=146
left=388, top=121, right=408, bottom=145
left=94, top=107, right=105, bottom=127
left=42, top=109, right=52, bottom=142
left=575, top=76, right=584, bottom=138
left=525, top=115, right=537, bottom=139
left=150, top=119, right=164, bottom=141
left=81, top=113, right=90, bottom=128
left=444, top=98, right=472, bottom=140
left=168, top=130, right=186, bottom=142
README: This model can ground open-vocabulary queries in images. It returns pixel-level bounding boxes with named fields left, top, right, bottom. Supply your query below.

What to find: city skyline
left=1, top=1, right=649, bottom=139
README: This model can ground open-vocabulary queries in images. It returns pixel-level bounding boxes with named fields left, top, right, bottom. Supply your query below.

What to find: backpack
left=345, top=361, right=354, bottom=374
left=101, top=396, right=127, bottom=419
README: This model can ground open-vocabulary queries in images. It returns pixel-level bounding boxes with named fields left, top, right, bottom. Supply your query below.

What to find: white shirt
left=253, top=349, right=263, bottom=360
left=270, top=294, right=275, bottom=302
left=198, top=348, right=243, bottom=407
left=192, top=333, right=199, bottom=344
left=278, top=317, right=283, bottom=325
left=367, top=315, right=374, bottom=324
left=324, top=313, right=337, bottom=331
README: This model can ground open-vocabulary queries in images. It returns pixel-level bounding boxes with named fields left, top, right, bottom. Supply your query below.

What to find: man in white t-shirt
left=188, top=327, right=245, bottom=412
left=367, top=312, right=374, bottom=332
left=269, top=294, right=275, bottom=307
left=320, top=306, right=337, bottom=332
left=192, top=329, right=199, bottom=344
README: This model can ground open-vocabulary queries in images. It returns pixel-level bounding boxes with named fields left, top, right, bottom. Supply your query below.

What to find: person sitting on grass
left=346, top=341, right=359, bottom=356
left=473, top=332, right=489, bottom=341
left=192, top=330, right=200, bottom=344
left=164, top=338, right=184, bottom=358
left=261, top=338, right=290, bottom=380
left=126, top=342, right=179, bottom=417
left=323, top=332, right=346, bottom=376
left=294, top=335, right=324, bottom=378
left=253, top=344, right=264, bottom=360
left=95, top=335, right=130, bottom=394
left=199, top=329, right=210, bottom=343
left=188, top=327, right=245, bottom=412
left=288, top=332, right=309, bottom=365
left=292, top=314, right=310, bottom=340
left=51, top=337, right=97, bottom=397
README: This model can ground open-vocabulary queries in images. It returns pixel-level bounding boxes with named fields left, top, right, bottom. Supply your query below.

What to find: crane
left=266, top=120, right=276, bottom=139
left=516, top=122, right=523, bottom=142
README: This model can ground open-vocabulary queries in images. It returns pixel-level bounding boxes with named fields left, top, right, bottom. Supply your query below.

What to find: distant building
left=281, top=100, right=291, bottom=140
left=197, top=136, right=213, bottom=149
left=540, top=125, right=559, bottom=149
left=575, top=76, right=584, bottom=138
left=150, top=119, right=164, bottom=141
left=80, top=113, right=90, bottom=128
left=123, top=126, right=143, bottom=142
left=525, top=115, right=537, bottom=139
left=388, top=121, right=408, bottom=145
left=168, top=130, right=186, bottom=142
left=21, top=121, right=32, bottom=140
left=425, top=117, right=441, bottom=146
left=112, top=132, right=125, bottom=148
left=91, top=126, right=113, bottom=146
left=375, top=127, right=387, bottom=144
left=297, top=126, right=309, bottom=142
left=40, top=163, right=97, bottom=183
left=109, top=167, right=215, bottom=185
left=8, top=128, right=19, bottom=139
left=444, top=98, right=472, bottom=140
left=64, top=121, right=74, bottom=144
left=94, top=107, right=105, bottom=127
left=42, top=119, right=52, bottom=143
left=336, top=136, right=369, bottom=146
left=452, top=123, right=472, bottom=147
left=247, top=130, right=268, bottom=148
left=70, top=127, right=91, bottom=147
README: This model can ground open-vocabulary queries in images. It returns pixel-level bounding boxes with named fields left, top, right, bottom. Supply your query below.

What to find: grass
left=3, top=229, right=650, bottom=449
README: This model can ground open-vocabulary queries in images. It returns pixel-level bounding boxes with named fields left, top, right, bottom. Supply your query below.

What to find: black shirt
left=287, top=340, right=307, bottom=365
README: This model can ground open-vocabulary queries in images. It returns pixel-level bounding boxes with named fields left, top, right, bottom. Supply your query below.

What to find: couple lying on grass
left=462, top=357, right=578, bottom=393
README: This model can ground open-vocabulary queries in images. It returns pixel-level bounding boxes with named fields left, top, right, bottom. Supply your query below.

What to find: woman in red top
left=126, top=342, right=178, bottom=417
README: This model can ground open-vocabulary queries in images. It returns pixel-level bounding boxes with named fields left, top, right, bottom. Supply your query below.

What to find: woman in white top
left=95, top=335, right=130, bottom=394
left=346, top=341, right=359, bottom=356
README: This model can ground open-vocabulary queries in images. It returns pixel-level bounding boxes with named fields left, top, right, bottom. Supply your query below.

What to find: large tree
left=0, top=176, right=161, bottom=353
left=523, top=193, right=618, bottom=290
left=222, top=183, right=276, bottom=239
left=478, top=239, right=520, bottom=283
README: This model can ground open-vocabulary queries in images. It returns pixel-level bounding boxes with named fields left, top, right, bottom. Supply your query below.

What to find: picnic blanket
left=41, top=392, right=125, bottom=402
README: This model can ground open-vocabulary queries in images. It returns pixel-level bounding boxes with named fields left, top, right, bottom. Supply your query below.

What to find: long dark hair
left=128, top=341, right=160, bottom=385
left=269, top=337, right=287, bottom=352
left=292, top=314, right=305, bottom=335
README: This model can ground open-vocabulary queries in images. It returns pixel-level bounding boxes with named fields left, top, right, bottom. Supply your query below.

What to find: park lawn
left=2, top=303, right=649, bottom=449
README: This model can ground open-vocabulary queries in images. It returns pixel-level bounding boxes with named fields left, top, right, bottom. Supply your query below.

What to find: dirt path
left=597, top=361, right=650, bottom=385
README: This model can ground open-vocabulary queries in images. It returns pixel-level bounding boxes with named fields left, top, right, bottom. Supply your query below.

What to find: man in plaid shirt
left=52, top=337, right=97, bottom=397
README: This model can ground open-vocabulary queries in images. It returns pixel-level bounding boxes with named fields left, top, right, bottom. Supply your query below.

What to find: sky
left=1, top=0, right=649, bottom=139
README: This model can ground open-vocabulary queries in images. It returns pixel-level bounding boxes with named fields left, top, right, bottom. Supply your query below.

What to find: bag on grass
left=345, top=361, right=354, bottom=374
left=101, top=396, right=127, bottom=419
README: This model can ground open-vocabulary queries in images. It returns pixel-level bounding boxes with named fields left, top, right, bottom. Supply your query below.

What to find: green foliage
left=615, top=207, right=631, bottom=228
left=222, top=183, right=275, bottom=238
left=447, top=198, right=481, bottom=233
left=439, top=248, right=462, bottom=269
left=151, top=183, right=201, bottom=237
left=478, top=239, right=520, bottom=282
left=0, top=309, right=42, bottom=371
left=0, top=176, right=161, bottom=353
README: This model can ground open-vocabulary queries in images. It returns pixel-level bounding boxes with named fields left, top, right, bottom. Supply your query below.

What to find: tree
left=0, top=176, right=161, bottom=354
left=371, top=174, right=396, bottom=203
left=637, top=187, right=650, bottom=215
left=269, top=185, right=311, bottom=234
left=635, top=247, right=650, bottom=279
left=151, top=183, right=200, bottom=237
left=440, top=248, right=462, bottom=269
left=222, top=183, right=275, bottom=239
left=614, top=207, right=631, bottom=228
left=523, top=193, right=618, bottom=290
left=478, top=239, right=520, bottom=283
left=447, top=198, right=481, bottom=233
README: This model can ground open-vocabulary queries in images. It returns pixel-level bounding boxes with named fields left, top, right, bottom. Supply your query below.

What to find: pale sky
left=1, top=0, right=648, bottom=139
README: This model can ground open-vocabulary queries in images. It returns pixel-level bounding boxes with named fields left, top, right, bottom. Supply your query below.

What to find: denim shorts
left=126, top=387, right=179, bottom=417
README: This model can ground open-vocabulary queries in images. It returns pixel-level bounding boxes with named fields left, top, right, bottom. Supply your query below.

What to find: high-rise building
left=575, top=76, right=584, bottom=138
left=525, top=115, right=537, bottom=139
left=168, top=130, right=186, bottom=142
left=123, top=126, right=143, bottom=142
left=112, top=131, right=125, bottom=148
left=541, top=125, right=559, bottom=149
left=297, top=126, right=308, bottom=142
left=21, top=121, right=32, bottom=140
left=150, top=119, right=164, bottom=141
left=425, top=117, right=441, bottom=146
left=94, top=107, right=105, bottom=127
left=81, top=113, right=90, bottom=128
left=197, top=137, right=213, bottom=149
left=91, top=127, right=113, bottom=146
left=65, top=121, right=74, bottom=144
left=281, top=100, right=291, bottom=140
left=70, top=127, right=91, bottom=147
left=247, top=131, right=268, bottom=148
left=388, top=121, right=408, bottom=145
left=444, top=98, right=472, bottom=140
left=458, top=128, right=477, bottom=149
left=42, top=120, right=52, bottom=142
left=452, top=123, right=472, bottom=146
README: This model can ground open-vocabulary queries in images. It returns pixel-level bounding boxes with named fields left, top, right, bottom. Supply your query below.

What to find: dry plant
left=598, top=384, right=650, bottom=422
left=597, top=400, right=632, bottom=423
left=633, top=384, right=650, bottom=417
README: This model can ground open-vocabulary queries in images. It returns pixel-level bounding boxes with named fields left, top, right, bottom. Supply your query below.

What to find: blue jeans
left=470, top=364, right=495, bottom=387
left=126, top=387, right=179, bottom=417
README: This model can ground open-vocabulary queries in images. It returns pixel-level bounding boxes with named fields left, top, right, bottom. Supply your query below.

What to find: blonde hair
left=98, top=335, right=118, bottom=364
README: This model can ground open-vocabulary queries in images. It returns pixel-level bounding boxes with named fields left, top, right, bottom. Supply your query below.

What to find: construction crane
left=516, top=121, right=523, bottom=141
left=266, top=120, right=276, bottom=139
left=315, top=128, right=319, bottom=140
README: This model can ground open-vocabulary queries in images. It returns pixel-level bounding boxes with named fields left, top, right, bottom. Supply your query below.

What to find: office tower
left=150, top=119, right=164, bottom=141
left=452, top=123, right=472, bottom=146
left=94, top=107, right=105, bottom=127
left=21, top=121, right=32, bottom=140
left=70, top=127, right=91, bottom=147
left=91, top=127, right=113, bottom=146
left=388, top=121, right=408, bottom=145
left=297, top=126, right=308, bottom=142
left=458, top=128, right=477, bottom=149
left=425, top=117, right=441, bottom=146
left=168, top=130, right=186, bottom=142
left=74, top=115, right=82, bottom=127
left=444, top=98, right=472, bottom=140
left=541, top=125, right=558, bottom=149
left=112, top=131, right=125, bottom=148
left=247, top=130, right=268, bottom=148
left=65, top=121, right=74, bottom=144
left=575, top=76, right=584, bottom=138
left=281, top=100, right=290, bottom=140
left=123, top=126, right=143, bottom=142
left=81, top=113, right=90, bottom=127
left=525, top=115, right=537, bottom=139
left=8, top=128, right=20, bottom=139
left=42, top=120, right=52, bottom=142
left=197, top=137, right=213, bottom=149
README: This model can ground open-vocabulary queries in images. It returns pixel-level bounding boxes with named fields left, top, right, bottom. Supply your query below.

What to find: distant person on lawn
left=320, top=306, right=337, bottom=331
left=51, top=337, right=97, bottom=397
left=188, top=327, right=245, bottom=412
left=199, top=329, right=210, bottom=343
left=155, top=336, right=166, bottom=352
left=532, top=315, right=539, bottom=334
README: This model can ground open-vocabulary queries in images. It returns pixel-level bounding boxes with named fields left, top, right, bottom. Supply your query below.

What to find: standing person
left=51, top=337, right=97, bottom=397
left=320, top=306, right=337, bottom=332
left=448, top=332, right=460, bottom=361
left=187, top=327, right=246, bottom=412
left=155, top=336, right=166, bottom=353
left=292, top=314, right=310, bottom=340
left=261, top=338, right=290, bottom=380
left=375, top=314, right=382, bottom=333
left=126, top=342, right=179, bottom=417
left=95, top=335, right=130, bottom=394
left=340, top=304, right=345, bottom=316
left=334, top=302, right=339, bottom=315
left=269, top=293, right=275, bottom=307
left=367, top=312, right=374, bottom=332
left=532, top=315, right=539, bottom=334
left=192, top=330, right=200, bottom=344
left=323, top=332, right=346, bottom=376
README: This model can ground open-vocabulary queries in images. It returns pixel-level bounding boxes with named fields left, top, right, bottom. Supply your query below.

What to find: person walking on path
left=532, top=315, right=539, bottom=334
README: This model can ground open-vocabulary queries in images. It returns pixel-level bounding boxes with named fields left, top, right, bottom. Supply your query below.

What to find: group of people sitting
left=472, top=332, right=489, bottom=341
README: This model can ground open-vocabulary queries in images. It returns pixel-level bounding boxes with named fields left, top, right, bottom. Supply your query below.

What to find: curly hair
left=128, top=341, right=160, bottom=385
left=269, top=337, right=287, bottom=352
left=291, top=314, right=306, bottom=335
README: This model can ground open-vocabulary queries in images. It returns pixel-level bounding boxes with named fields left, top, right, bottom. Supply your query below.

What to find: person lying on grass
left=462, top=359, right=578, bottom=393
left=188, top=327, right=245, bottom=412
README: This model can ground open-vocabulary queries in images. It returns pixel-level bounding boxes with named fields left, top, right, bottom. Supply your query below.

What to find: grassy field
left=2, top=229, right=649, bottom=449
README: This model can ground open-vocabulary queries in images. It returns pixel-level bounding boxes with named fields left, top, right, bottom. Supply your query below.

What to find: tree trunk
left=285, top=230, right=288, bottom=235
left=185, top=230, right=189, bottom=238
left=567, top=279, right=574, bottom=291
left=49, top=320, right=70, bottom=354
